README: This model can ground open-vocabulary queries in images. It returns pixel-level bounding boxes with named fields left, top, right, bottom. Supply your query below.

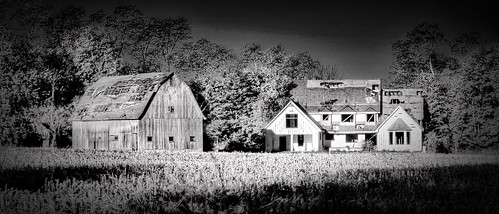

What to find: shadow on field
left=1, top=164, right=499, bottom=213
left=121, top=164, right=499, bottom=213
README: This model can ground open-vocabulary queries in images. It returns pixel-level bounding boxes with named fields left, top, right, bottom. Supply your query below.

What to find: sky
left=56, top=0, right=499, bottom=79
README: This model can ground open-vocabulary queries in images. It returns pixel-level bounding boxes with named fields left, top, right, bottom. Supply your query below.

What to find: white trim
left=264, top=101, right=322, bottom=131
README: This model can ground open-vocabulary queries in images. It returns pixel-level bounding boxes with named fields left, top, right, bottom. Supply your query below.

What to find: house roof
left=72, top=72, right=173, bottom=121
left=292, top=80, right=380, bottom=109
left=264, top=100, right=324, bottom=131
left=388, top=118, right=412, bottom=131
left=302, top=104, right=380, bottom=113
left=376, top=106, right=423, bottom=132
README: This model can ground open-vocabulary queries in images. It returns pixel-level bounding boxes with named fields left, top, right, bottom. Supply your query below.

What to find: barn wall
left=72, top=120, right=139, bottom=150
left=140, top=75, right=204, bottom=151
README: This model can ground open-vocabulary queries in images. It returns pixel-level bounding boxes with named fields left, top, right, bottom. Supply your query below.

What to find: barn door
left=279, top=136, right=287, bottom=151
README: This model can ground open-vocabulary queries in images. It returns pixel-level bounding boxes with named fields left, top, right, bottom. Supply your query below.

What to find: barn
left=71, top=72, right=204, bottom=151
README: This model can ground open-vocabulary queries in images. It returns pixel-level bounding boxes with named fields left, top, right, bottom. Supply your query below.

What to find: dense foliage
left=388, top=23, right=499, bottom=152
left=1, top=148, right=498, bottom=213
left=0, top=1, right=340, bottom=150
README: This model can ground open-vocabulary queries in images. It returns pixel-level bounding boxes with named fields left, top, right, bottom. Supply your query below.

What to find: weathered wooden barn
left=71, top=72, right=204, bottom=151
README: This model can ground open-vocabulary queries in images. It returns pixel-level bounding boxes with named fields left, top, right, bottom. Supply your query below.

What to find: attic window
left=147, top=136, right=153, bottom=142
left=168, top=106, right=174, bottom=113
left=341, top=114, right=354, bottom=123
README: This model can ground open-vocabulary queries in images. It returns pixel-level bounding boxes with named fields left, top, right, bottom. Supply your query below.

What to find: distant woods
left=0, top=0, right=341, bottom=149
left=388, top=23, right=499, bottom=152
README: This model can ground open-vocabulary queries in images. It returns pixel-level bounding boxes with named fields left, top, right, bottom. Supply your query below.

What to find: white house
left=375, top=106, right=423, bottom=151
left=264, top=101, right=324, bottom=152
left=264, top=79, right=424, bottom=152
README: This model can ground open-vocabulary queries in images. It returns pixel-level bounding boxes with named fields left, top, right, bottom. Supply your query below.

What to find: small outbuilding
left=375, top=106, right=423, bottom=151
left=71, top=72, right=204, bottom=151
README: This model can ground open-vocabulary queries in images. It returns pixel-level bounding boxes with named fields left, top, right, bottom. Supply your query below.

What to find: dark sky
left=57, top=0, right=498, bottom=79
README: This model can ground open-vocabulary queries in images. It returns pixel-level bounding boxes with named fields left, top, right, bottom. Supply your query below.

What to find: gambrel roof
left=72, top=72, right=173, bottom=121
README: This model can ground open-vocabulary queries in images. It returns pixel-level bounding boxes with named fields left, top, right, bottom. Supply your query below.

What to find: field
left=1, top=148, right=499, bottom=213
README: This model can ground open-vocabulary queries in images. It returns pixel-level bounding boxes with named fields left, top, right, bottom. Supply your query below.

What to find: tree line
left=388, top=23, right=499, bottom=152
left=0, top=0, right=340, bottom=150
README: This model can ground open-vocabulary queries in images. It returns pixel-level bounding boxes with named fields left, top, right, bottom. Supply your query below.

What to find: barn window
left=322, top=114, right=330, bottom=121
left=372, top=84, right=379, bottom=91
left=169, top=136, right=174, bottom=142
left=325, top=133, right=335, bottom=140
left=190, top=136, right=195, bottom=142
left=147, top=136, right=153, bottom=142
left=341, top=114, right=354, bottom=123
left=286, top=114, right=298, bottom=128
left=168, top=106, right=174, bottom=113
left=367, top=114, right=375, bottom=123
left=298, top=135, right=304, bottom=147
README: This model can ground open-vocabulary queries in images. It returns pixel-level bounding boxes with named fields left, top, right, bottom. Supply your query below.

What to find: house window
left=367, top=114, right=375, bottom=123
left=395, top=132, right=404, bottom=145
left=390, top=99, right=402, bottom=104
left=147, top=136, right=153, bottom=142
left=298, top=135, right=304, bottom=147
left=322, top=114, right=330, bottom=121
left=389, top=132, right=393, bottom=145
left=372, top=84, right=379, bottom=91
left=406, top=132, right=410, bottom=145
left=325, top=133, right=335, bottom=140
left=168, top=106, right=174, bottom=113
left=346, top=134, right=357, bottom=143
left=190, top=136, right=195, bottom=142
left=169, top=136, right=174, bottom=142
left=286, top=114, right=298, bottom=128
left=341, top=114, right=354, bottom=123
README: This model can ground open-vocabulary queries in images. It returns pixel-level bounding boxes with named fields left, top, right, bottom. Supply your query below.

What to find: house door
left=279, top=136, right=287, bottom=151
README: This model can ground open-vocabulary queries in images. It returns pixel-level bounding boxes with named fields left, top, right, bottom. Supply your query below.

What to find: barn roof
left=291, top=80, right=380, bottom=112
left=72, top=72, right=173, bottom=121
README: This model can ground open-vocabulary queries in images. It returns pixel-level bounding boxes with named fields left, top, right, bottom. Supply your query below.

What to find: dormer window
left=367, top=114, right=375, bottom=123
left=322, top=114, right=330, bottom=121
left=341, top=114, right=354, bottom=123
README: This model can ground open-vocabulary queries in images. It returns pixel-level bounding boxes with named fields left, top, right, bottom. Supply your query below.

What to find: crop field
left=1, top=148, right=499, bottom=213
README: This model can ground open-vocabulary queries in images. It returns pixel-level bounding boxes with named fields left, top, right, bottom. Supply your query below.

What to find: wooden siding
left=377, top=107, right=422, bottom=151
left=72, top=120, right=139, bottom=150
left=140, top=75, right=204, bottom=151
left=265, top=103, right=322, bottom=152
left=72, top=73, right=204, bottom=151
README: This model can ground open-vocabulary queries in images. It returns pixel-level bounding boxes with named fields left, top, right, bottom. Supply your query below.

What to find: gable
left=265, top=101, right=323, bottom=131
left=339, top=105, right=356, bottom=112
left=72, top=72, right=173, bottom=121
left=388, top=118, right=412, bottom=131
left=376, top=106, right=422, bottom=132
